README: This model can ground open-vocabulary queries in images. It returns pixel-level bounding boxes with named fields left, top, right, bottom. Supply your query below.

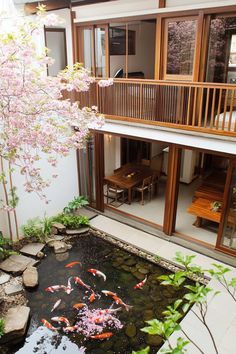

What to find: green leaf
left=132, top=347, right=150, bottom=354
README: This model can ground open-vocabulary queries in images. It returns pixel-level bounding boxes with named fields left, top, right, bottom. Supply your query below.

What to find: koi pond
left=12, top=232, right=189, bottom=354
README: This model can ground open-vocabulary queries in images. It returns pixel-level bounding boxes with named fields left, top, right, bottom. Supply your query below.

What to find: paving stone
left=4, top=283, right=24, bottom=296
left=75, top=207, right=97, bottom=219
left=22, top=266, right=38, bottom=288
left=0, top=254, right=38, bottom=275
left=20, top=243, right=45, bottom=257
left=0, top=306, right=30, bottom=344
left=0, top=271, right=10, bottom=285
left=66, top=227, right=89, bottom=235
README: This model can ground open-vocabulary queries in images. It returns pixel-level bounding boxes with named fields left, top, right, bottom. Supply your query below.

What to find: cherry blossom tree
left=0, top=7, right=104, bottom=239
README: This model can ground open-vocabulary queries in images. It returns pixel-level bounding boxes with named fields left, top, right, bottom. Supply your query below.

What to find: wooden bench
left=187, top=197, right=221, bottom=227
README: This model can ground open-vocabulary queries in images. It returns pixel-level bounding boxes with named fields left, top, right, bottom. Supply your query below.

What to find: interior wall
left=104, top=135, right=121, bottom=175
left=151, top=142, right=169, bottom=158
left=110, top=22, right=156, bottom=78
left=45, top=30, right=67, bottom=76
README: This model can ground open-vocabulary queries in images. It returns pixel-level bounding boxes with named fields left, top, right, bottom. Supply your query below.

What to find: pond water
left=13, top=233, right=188, bottom=354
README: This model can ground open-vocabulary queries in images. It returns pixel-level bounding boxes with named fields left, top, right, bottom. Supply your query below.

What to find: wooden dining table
left=104, top=163, right=154, bottom=204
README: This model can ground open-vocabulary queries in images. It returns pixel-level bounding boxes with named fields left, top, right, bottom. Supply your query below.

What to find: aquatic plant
left=63, top=196, right=89, bottom=214
left=132, top=346, right=150, bottom=354
left=138, top=252, right=236, bottom=354
left=0, top=318, right=5, bottom=338
left=51, top=213, right=89, bottom=229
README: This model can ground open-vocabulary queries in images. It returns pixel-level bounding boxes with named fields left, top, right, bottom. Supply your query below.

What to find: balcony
left=71, top=78, right=236, bottom=136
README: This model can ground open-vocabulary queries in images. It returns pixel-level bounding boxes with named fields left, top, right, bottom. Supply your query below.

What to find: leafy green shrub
left=22, top=216, right=52, bottom=242
left=0, top=318, right=5, bottom=338
left=0, top=234, right=16, bottom=261
left=63, top=196, right=89, bottom=214
left=51, top=213, right=89, bottom=229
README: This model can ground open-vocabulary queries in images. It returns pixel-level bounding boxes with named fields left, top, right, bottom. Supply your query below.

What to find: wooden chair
left=134, top=176, right=152, bottom=205
left=106, top=183, right=125, bottom=207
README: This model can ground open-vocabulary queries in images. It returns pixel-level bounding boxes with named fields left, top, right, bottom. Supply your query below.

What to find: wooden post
left=163, top=144, right=181, bottom=235
left=94, top=132, right=105, bottom=212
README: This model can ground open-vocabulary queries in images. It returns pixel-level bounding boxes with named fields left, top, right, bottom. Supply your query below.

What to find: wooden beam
left=72, top=0, right=115, bottom=6
left=94, top=132, right=105, bottom=212
left=159, top=0, right=166, bottom=8
left=25, top=0, right=70, bottom=14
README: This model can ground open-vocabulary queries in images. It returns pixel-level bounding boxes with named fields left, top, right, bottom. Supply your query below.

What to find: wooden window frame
left=162, top=16, right=199, bottom=81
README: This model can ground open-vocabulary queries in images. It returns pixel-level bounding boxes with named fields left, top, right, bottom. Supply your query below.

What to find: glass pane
left=45, top=29, right=67, bottom=76
left=82, top=29, right=94, bottom=74
left=95, top=27, right=106, bottom=77
left=109, top=23, right=126, bottom=78
left=207, top=16, right=236, bottom=83
left=221, top=166, right=236, bottom=251
left=127, top=20, right=156, bottom=79
left=166, top=19, right=197, bottom=76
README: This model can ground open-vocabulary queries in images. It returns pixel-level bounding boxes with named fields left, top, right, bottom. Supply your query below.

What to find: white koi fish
left=87, top=268, right=106, bottom=281
left=51, top=299, right=62, bottom=312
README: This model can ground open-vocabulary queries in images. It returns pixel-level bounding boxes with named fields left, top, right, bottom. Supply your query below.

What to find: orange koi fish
left=88, top=269, right=106, bottom=281
left=51, top=316, right=70, bottom=326
left=51, top=299, right=61, bottom=312
left=41, top=319, right=59, bottom=331
left=89, top=290, right=96, bottom=303
left=63, top=325, right=78, bottom=333
left=101, top=290, right=117, bottom=297
left=134, top=276, right=147, bottom=289
left=112, top=295, right=133, bottom=312
left=73, top=303, right=87, bottom=310
left=65, top=261, right=82, bottom=268
left=73, top=276, right=90, bottom=290
left=90, top=332, right=113, bottom=340
left=45, top=285, right=63, bottom=293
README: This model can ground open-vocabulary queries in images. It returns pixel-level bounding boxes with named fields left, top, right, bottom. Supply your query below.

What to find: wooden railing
left=71, top=78, right=236, bottom=136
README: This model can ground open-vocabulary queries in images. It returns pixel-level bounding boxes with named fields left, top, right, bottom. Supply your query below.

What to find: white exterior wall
left=74, top=0, right=236, bottom=23
left=104, top=135, right=121, bottom=176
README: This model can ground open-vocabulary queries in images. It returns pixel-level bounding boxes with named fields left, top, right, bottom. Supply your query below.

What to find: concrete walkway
left=90, top=215, right=236, bottom=354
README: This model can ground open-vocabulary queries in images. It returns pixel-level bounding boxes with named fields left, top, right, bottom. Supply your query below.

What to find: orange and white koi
left=73, top=276, right=90, bottom=290
left=64, top=277, right=73, bottom=294
left=87, top=268, right=106, bottom=281
left=51, top=316, right=70, bottom=326
left=98, top=307, right=122, bottom=315
left=89, top=290, right=96, bottom=303
left=134, top=276, right=147, bottom=289
left=51, top=299, right=61, bottom=312
left=112, top=295, right=133, bottom=312
left=63, top=325, right=78, bottom=333
left=65, top=261, right=82, bottom=268
left=73, top=303, right=87, bottom=310
left=45, top=285, right=63, bottom=293
left=101, top=290, right=117, bottom=297
left=41, top=319, right=59, bottom=331
left=90, top=332, right=113, bottom=340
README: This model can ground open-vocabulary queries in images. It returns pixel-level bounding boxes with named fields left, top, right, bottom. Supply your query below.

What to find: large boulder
left=53, top=241, right=71, bottom=254
left=22, top=266, right=38, bottom=288
left=0, top=306, right=30, bottom=345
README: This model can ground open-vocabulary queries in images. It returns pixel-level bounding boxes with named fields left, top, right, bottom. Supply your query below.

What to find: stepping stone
left=0, top=306, right=30, bottom=345
left=4, top=283, right=24, bottom=296
left=52, top=222, right=66, bottom=233
left=0, top=254, right=38, bottom=275
left=75, top=207, right=97, bottom=219
left=66, top=227, right=89, bottom=235
left=0, top=271, right=10, bottom=285
left=20, top=243, right=44, bottom=257
left=23, top=267, right=38, bottom=288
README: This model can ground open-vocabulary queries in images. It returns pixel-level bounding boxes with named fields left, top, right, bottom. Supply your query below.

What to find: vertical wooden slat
left=215, top=88, right=223, bottom=130
left=192, top=87, right=198, bottom=126
left=209, top=88, right=216, bottom=129
left=204, top=87, right=210, bottom=128
left=229, top=89, right=235, bottom=132
left=198, top=87, right=204, bottom=127
left=222, top=89, right=229, bottom=131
